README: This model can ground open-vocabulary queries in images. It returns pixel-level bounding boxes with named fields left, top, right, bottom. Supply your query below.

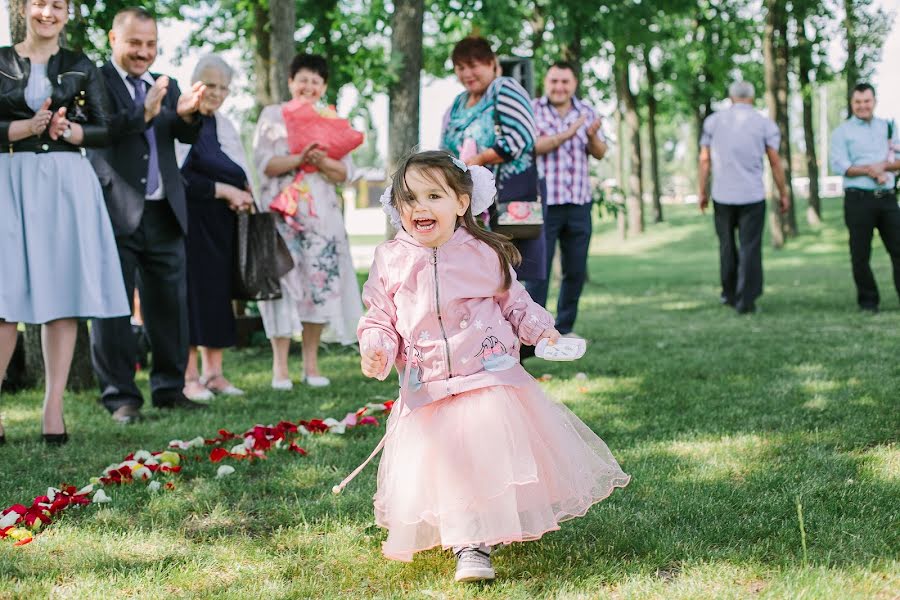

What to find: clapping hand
left=176, top=81, right=207, bottom=119
left=293, top=142, right=320, bottom=169
left=361, top=345, right=388, bottom=378
left=565, top=114, right=587, bottom=139
left=867, top=162, right=890, bottom=185
left=48, top=106, right=70, bottom=141
left=29, top=98, right=53, bottom=136
left=586, top=116, right=602, bottom=138
left=306, top=147, right=329, bottom=169
left=144, top=75, right=168, bottom=122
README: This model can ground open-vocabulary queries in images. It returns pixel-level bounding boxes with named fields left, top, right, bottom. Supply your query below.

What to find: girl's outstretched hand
left=361, top=346, right=387, bottom=378
left=537, top=327, right=561, bottom=346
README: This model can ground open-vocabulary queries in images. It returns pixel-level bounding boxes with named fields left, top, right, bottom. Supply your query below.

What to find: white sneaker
left=302, top=375, right=330, bottom=388
left=454, top=546, right=495, bottom=582
left=271, top=378, right=293, bottom=391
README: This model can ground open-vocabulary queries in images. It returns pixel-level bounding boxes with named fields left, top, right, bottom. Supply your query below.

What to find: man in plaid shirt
left=530, top=61, right=607, bottom=336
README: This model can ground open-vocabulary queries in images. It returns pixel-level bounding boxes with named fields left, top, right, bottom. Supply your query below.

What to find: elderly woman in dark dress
left=178, top=55, right=254, bottom=401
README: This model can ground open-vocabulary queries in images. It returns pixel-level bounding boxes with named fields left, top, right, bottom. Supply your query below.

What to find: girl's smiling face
left=397, top=167, right=471, bottom=248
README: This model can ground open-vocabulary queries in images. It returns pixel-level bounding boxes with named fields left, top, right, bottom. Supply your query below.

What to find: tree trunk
left=10, top=0, right=26, bottom=44
left=387, top=1, right=424, bottom=173
left=614, top=49, right=644, bottom=236
left=386, top=0, right=424, bottom=236
left=797, top=24, right=822, bottom=225
left=530, top=5, right=546, bottom=56
left=844, top=0, right=858, bottom=114
left=269, top=0, right=296, bottom=103
left=645, top=52, right=663, bottom=223
left=764, top=0, right=796, bottom=247
left=253, top=2, right=273, bottom=109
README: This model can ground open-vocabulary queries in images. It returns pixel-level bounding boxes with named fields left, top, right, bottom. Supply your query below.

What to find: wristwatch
left=61, top=126, right=72, bottom=139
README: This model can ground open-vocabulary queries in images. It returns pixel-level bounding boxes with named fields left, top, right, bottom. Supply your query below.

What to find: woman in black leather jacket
left=0, top=0, right=129, bottom=445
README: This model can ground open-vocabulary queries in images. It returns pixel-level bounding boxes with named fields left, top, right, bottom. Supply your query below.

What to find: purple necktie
left=127, top=76, right=160, bottom=196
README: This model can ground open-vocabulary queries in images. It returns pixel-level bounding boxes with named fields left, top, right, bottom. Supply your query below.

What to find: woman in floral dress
left=252, top=53, right=362, bottom=389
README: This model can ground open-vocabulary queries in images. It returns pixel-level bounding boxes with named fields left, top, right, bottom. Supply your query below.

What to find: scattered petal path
left=0, top=401, right=393, bottom=546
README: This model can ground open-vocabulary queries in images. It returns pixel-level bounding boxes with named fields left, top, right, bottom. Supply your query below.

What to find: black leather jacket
left=0, top=46, right=110, bottom=149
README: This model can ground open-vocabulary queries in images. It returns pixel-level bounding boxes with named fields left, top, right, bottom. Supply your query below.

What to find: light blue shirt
left=700, top=104, right=781, bottom=205
left=829, top=116, right=898, bottom=191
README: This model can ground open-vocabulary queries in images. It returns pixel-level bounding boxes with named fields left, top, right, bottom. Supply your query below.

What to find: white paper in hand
left=534, top=337, right=586, bottom=361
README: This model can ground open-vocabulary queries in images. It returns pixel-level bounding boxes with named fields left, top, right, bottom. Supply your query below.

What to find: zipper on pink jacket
left=433, top=247, right=453, bottom=377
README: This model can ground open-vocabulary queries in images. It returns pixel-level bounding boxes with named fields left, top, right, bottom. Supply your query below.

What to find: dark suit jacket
left=100, top=62, right=201, bottom=235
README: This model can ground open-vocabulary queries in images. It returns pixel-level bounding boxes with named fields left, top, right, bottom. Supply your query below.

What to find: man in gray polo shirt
left=699, top=81, right=790, bottom=314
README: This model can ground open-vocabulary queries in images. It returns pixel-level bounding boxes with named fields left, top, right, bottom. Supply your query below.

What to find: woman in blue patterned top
left=441, top=36, right=547, bottom=285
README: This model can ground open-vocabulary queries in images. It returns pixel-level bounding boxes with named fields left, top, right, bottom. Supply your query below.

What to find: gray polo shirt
left=700, top=104, right=781, bottom=205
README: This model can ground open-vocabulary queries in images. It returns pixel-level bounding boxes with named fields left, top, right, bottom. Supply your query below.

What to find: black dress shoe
left=153, top=391, right=208, bottom=410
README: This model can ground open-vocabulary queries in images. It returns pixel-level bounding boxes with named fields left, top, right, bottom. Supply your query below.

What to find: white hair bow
left=379, top=163, right=497, bottom=229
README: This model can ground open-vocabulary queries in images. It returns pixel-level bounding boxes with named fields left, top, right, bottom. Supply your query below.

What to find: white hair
left=728, top=81, right=755, bottom=100
left=191, top=55, right=234, bottom=85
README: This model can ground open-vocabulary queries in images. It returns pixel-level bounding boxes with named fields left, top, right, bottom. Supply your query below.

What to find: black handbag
left=489, top=110, right=544, bottom=240
left=232, top=210, right=295, bottom=301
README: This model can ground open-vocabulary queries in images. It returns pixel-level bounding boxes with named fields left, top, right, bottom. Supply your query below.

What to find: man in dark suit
left=90, top=7, right=208, bottom=423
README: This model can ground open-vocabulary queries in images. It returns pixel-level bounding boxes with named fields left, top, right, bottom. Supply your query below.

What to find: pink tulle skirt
left=373, top=381, right=630, bottom=561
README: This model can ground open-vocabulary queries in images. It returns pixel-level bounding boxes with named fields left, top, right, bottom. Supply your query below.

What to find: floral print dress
left=252, top=103, right=362, bottom=344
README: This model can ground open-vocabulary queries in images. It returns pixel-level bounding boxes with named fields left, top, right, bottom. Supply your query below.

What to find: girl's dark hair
left=451, top=36, right=496, bottom=67
left=391, top=151, right=521, bottom=291
left=289, top=53, right=329, bottom=82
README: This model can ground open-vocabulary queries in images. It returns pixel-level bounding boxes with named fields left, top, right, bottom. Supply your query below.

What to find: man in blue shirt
left=829, top=83, right=900, bottom=313
left=699, top=81, right=790, bottom=314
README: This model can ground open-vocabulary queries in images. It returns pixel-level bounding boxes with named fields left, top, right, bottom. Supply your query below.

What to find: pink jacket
left=358, top=227, right=555, bottom=410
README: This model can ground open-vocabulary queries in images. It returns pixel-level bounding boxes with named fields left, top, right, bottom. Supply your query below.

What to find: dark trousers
left=528, top=203, right=593, bottom=334
left=713, top=200, right=766, bottom=311
left=90, top=202, right=188, bottom=412
left=843, top=189, right=900, bottom=309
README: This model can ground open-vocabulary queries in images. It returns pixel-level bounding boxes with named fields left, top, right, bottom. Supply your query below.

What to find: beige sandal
left=202, top=373, right=245, bottom=396
left=184, top=377, right=214, bottom=401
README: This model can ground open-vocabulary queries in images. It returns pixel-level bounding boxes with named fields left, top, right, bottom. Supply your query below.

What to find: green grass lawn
left=1, top=200, right=898, bottom=599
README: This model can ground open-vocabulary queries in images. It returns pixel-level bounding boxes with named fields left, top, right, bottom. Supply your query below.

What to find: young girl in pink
left=340, top=151, right=629, bottom=582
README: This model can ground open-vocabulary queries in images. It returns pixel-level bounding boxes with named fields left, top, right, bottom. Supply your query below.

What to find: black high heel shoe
left=42, top=419, right=68, bottom=446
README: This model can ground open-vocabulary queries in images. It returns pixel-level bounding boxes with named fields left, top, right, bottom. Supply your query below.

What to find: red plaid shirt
left=532, top=96, right=602, bottom=206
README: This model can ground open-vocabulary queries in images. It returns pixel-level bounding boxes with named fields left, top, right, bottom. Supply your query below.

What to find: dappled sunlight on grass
left=1, top=205, right=897, bottom=597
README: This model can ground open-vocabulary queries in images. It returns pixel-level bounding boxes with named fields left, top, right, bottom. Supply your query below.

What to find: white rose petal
left=216, top=465, right=236, bottom=478
left=147, top=481, right=161, bottom=493
left=0, top=510, right=21, bottom=528
left=133, top=450, right=153, bottom=462
left=76, top=484, right=94, bottom=496
left=92, top=489, right=112, bottom=504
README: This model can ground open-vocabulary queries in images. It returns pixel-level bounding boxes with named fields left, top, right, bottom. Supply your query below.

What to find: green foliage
left=64, top=0, right=159, bottom=60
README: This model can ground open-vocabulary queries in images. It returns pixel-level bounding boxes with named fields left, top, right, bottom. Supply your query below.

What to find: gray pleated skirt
left=0, top=151, right=129, bottom=324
